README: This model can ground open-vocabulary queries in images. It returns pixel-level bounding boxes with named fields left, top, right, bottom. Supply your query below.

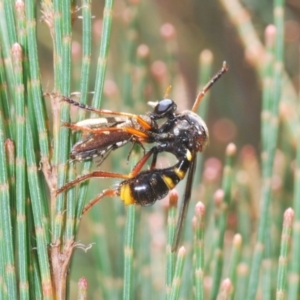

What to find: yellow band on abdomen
left=162, top=175, right=176, bottom=189
left=120, top=184, right=135, bottom=205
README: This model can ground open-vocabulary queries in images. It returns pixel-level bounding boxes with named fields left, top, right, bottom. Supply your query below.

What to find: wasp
left=57, top=62, right=228, bottom=251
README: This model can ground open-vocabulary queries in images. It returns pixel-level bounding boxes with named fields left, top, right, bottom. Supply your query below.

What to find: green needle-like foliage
left=0, top=0, right=299, bottom=299
left=276, top=208, right=294, bottom=300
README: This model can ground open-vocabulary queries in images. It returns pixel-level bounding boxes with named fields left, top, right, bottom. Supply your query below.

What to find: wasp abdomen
left=134, top=172, right=176, bottom=206
left=119, top=170, right=179, bottom=206
left=119, top=149, right=192, bottom=206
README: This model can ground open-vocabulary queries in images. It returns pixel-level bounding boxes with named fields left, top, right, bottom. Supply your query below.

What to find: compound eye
left=154, top=99, right=177, bottom=116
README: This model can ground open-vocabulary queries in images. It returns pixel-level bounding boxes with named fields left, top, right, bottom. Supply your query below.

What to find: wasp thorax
left=180, top=110, right=209, bottom=151
left=173, top=119, right=190, bottom=136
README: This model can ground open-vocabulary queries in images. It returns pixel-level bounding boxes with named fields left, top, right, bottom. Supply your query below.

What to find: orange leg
left=56, top=148, right=155, bottom=195
left=128, top=148, right=155, bottom=176
left=62, top=121, right=150, bottom=139
left=82, top=189, right=118, bottom=214
left=56, top=171, right=131, bottom=195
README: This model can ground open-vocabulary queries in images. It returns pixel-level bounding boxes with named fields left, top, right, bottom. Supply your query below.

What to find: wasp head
left=148, top=98, right=177, bottom=120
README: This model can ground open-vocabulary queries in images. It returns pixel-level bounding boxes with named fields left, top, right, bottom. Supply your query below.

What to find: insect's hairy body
left=119, top=109, right=208, bottom=204
left=56, top=62, right=228, bottom=251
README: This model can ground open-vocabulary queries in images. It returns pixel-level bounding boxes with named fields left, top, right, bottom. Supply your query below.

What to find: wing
left=70, top=126, right=153, bottom=163
left=171, top=151, right=197, bottom=252
left=70, top=131, right=132, bottom=161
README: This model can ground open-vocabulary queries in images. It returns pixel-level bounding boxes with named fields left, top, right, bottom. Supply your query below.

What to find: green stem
left=166, top=191, right=178, bottom=300
left=3, top=0, right=16, bottom=47
left=210, top=144, right=236, bottom=300
left=64, top=161, right=76, bottom=243
left=228, top=234, right=242, bottom=300
left=136, top=44, right=150, bottom=103
left=32, top=256, right=43, bottom=299
left=194, top=202, right=205, bottom=300
left=78, top=0, right=92, bottom=120
left=4, top=139, right=15, bottom=227
left=26, top=113, right=53, bottom=299
left=52, top=0, right=72, bottom=245
left=123, top=205, right=136, bottom=300
left=61, top=0, right=71, bottom=95
left=0, top=19, right=12, bottom=139
left=169, top=247, right=186, bottom=300
left=287, top=53, right=300, bottom=300
left=76, top=0, right=114, bottom=223
left=90, top=206, right=116, bottom=299
left=53, top=0, right=62, bottom=91
left=0, top=1, right=16, bottom=113
left=247, top=1, right=285, bottom=297
left=276, top=209, right=294, bottom=300
left=74, top=0, right=92, bottom=225
left=92, top=0, right=114, bottom=109
left=12, top=42, right=29, bottom=299
left=0, top=90, right=17, bottom=300
left=25, top=0, right=51, bottom=177
left=122, top=3, right=139, bottom=107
